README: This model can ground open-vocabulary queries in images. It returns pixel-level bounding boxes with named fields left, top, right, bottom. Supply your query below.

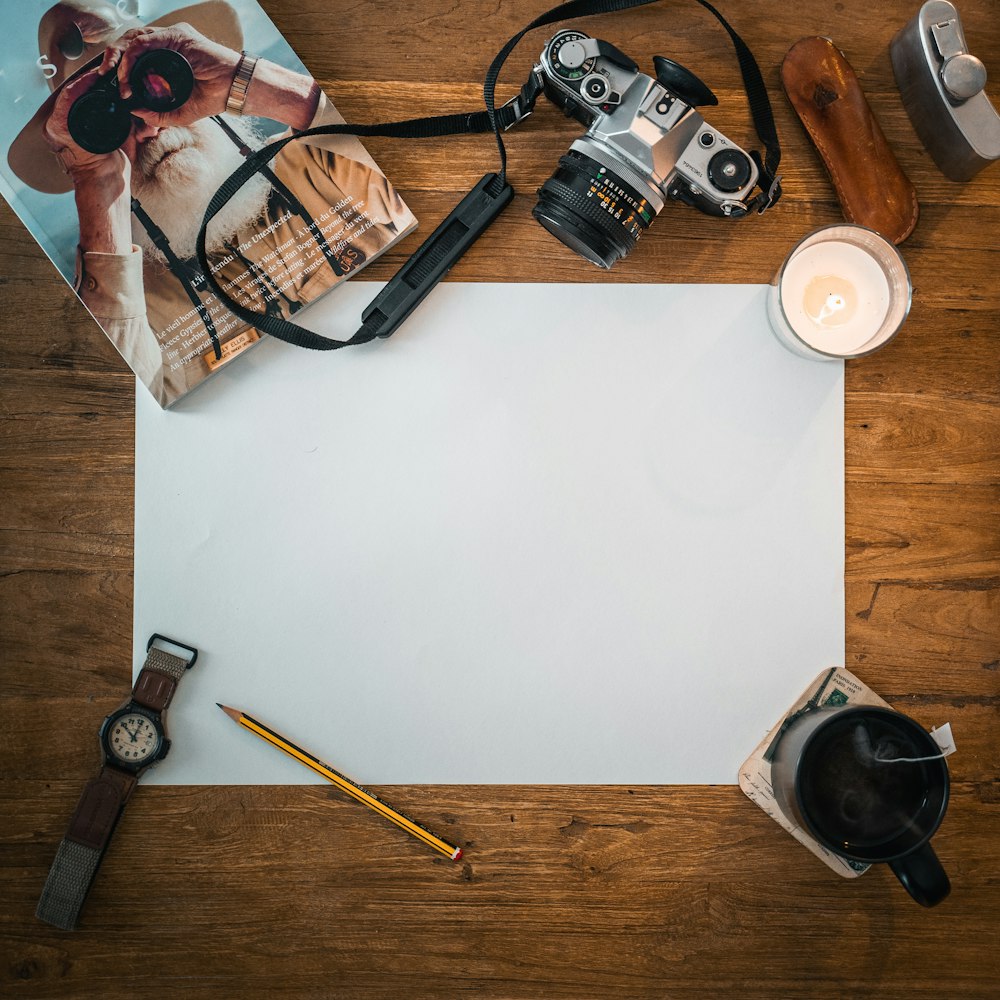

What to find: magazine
left=0, top=0, right=417, bottom=407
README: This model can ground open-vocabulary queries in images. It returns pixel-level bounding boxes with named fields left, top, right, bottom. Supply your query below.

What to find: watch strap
left=36, top=636, right=196, bottom=930
left=225, top=52, right=258, bottom=115
left=36, top=766, right=137, bottom=931
left=132, top=646, right=190, bottom=711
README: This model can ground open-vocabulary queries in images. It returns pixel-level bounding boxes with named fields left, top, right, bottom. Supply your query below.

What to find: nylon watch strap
left=36, top=643, right=193, bottom=930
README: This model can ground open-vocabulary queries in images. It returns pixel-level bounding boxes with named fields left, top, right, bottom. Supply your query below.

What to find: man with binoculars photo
left=5, top=1, right=415, bottom=406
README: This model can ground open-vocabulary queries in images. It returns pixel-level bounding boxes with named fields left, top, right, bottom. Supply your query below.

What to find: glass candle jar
left=767, top=225, right=912, bottom=361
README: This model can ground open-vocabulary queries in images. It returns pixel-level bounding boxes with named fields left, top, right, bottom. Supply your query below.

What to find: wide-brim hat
left=8, top=0, right=242, bottom=194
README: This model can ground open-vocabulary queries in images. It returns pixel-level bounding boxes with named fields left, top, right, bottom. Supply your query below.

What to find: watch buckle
left=147, top=633, right=198, bottom=669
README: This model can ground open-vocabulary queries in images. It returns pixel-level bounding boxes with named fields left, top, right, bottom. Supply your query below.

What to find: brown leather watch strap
left=65, top=766, right=137, bottom=852
left=131, top=647, right=189, bottom=711
left=36, top=766, right=137, bottom=930
left=781, top=36, right=919, bottom=244
left=132, top=666, right=178, bottom=712
left=36, top=636, right=197, bottom=930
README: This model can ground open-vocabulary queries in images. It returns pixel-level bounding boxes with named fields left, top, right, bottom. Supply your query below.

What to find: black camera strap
left=132, top=195, right=222, bottom=354
left=212, top=114, right=361, bottom=279
left=196, top=0, right=782, bottom=353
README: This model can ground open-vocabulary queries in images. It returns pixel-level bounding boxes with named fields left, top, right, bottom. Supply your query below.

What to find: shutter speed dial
left=549, top=31, right=596, bottom=80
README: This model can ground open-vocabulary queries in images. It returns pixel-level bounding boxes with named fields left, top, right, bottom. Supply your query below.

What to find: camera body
left=531, top=30, right=759, bottom=267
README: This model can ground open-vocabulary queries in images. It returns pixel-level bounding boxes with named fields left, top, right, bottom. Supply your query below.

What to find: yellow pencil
left=217, top=704, right=462, bottom=861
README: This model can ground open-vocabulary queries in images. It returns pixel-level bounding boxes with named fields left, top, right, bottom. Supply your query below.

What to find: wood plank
left=3, top=571, right=996, bottom=696
left=1, top=784, right=997, bottom=997
left=845, top=394, right=1000, bottom=483
left=4, top=197, right=1000, bottom=313
left=846, top=484, right=1000, bottom=581
left=846, top=579, right=1000, bottom=682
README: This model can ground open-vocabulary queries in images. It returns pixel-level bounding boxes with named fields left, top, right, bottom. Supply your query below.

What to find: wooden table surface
left=2, top=1, right=998, bottom=996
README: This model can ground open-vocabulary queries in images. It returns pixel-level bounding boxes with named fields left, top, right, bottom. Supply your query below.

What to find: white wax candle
left=780, top=241, right=891, bottom=355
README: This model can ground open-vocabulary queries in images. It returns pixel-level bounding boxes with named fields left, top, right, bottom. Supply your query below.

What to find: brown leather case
left=781, top=36, right=919, bottom=244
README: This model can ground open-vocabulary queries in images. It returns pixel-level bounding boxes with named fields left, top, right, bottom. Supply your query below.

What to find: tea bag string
left=854, top=721, right=949, bottom=765
left=873, top=750, right=949, bottom=764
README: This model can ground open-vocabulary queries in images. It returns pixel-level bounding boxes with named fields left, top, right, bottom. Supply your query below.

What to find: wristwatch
left=36, top=634, right=198, bottom=930
left=225, top=51, right=258, bottom=115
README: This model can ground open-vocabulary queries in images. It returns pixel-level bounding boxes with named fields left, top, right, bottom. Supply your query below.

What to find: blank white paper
left=134, top=282, right=844, bottom=784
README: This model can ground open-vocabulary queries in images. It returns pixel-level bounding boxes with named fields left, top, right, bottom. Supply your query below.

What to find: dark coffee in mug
left=799, top=711, right=938, bottom=851
left=770, top=704, right=951, bottom=906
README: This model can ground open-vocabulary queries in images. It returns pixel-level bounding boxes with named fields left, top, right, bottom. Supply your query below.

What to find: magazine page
left=0, top=0, right=417, bottom=407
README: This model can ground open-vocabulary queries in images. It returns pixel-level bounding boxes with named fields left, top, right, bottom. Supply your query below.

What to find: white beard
left=130, top=117, right=273, bottom=262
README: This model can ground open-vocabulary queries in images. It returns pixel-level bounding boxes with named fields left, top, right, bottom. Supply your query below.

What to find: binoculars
left=67, top=49, right=194, bottom=154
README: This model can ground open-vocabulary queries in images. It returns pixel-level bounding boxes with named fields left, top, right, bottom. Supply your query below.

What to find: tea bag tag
left=931, top=722, right=957, bottom=757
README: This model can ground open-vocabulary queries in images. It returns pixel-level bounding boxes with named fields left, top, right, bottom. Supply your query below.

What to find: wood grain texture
left=1, top=1, right=998, bottom=996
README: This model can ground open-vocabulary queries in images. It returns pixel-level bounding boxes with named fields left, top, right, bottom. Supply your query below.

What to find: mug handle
left=889, top=843, right=951, bottom=907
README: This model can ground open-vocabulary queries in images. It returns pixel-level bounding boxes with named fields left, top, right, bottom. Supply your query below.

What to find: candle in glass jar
left=779, top=241, right=892, bottom=356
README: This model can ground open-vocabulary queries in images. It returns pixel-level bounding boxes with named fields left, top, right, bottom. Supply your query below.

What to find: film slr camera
left=530, top=29, right=764, bottom=268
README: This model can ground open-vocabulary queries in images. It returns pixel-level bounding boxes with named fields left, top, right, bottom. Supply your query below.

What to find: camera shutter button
left=582, top=73, right=610, bottom=103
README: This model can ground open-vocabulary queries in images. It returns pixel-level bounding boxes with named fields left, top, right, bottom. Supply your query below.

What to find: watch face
left=105, top=711, right=162, bottom=765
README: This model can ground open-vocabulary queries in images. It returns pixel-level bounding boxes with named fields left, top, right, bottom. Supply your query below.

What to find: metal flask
left=891, top=1, right=1000, bottom=181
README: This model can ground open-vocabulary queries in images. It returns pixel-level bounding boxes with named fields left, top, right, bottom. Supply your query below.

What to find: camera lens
left=129, top=50, right=194, bottom=111
left=532, top=151, right=656, bottom=269
left=707, top=148, right=753, bottom=193
left=66, top=85, right=133, bottom=154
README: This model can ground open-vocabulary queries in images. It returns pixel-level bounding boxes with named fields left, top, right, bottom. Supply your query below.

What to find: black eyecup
left=66, top=86, right=132, bottom=155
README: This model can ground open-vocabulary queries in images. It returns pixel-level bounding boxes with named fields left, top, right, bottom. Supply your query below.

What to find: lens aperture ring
left=541, top=177, right=642, bottom=245
left=541, top=152, right=654, bottom=245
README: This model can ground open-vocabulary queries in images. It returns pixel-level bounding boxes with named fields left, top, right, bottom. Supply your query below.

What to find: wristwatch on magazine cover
left=36, top=634, right=198, bottom=931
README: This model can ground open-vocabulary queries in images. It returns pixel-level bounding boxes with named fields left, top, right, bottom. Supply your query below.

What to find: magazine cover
left=0, top=0, right=417, bottom=407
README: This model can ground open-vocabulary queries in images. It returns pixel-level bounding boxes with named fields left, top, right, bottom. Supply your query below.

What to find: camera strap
left=131, top=195, right=222, bottom=354
left=196, top=0, right=782, bottom=354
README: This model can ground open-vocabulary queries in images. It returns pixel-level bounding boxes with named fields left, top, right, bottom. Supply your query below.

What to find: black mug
left=770, top=705, right=951, bottom=907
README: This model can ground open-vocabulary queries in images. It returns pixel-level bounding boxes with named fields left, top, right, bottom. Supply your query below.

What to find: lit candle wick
left=803, top=274, right=858, bottom=329
left=817, top=292, right=847, bottom=323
